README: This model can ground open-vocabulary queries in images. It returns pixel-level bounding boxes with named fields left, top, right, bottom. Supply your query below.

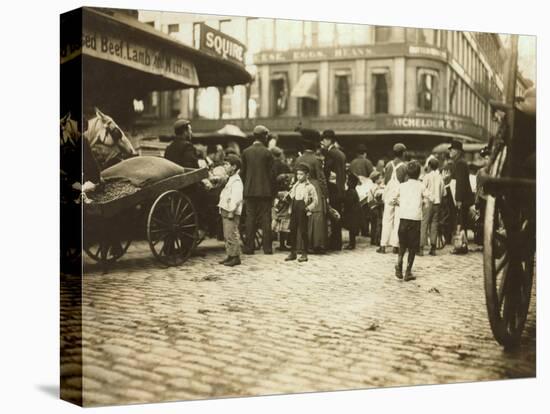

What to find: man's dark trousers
left=244, top=197, right=273, bottom=253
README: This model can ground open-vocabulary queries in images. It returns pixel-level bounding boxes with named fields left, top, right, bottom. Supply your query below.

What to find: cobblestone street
left=62, top=236, right=536, bottom=407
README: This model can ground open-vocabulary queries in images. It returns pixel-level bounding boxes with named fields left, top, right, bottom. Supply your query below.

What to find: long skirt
left=297, top=179, right=327, bottom=252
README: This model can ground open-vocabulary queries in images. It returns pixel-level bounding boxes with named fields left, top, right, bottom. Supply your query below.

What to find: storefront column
left=393, top=57, right=406, bottom=114
left=260, top=65, right=270, bottom=117
left=289, top=62, right=299, bottom=116
left=319, top=61, right=329, bottom=116
left=353, top=59, right=366, bottom=115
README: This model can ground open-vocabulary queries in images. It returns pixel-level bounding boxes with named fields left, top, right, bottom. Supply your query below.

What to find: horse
left=84, top=108, right=137, bottom=170
left=60, top=112, right=102, bottom=184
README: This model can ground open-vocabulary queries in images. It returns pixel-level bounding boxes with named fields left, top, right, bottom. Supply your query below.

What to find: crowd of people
left=163, top=117, right=486, bottom=280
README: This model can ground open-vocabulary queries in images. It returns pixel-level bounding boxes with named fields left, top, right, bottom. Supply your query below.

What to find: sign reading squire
left=199, top=23, right=246, bottom=66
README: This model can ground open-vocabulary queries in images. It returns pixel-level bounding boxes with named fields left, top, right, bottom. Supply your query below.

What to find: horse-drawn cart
left=84, top=166, right=208, bottom=267
left=481, top=35, right=536, bottom=348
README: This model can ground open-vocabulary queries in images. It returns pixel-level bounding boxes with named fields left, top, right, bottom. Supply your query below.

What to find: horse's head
left=88, top=108, right=138, bottom=158
left=60, top=112, right=80, bottom=145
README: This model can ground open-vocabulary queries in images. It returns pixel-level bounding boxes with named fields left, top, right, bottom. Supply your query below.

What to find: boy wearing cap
left=218, top=155, right=244, bottom=267
left=394, top=160, right=426, bottom=281
left=285, top=164, right=318, bottom=262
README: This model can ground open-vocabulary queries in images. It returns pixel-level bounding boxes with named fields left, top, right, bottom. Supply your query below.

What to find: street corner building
left=60, top=5, right=536, bottom=408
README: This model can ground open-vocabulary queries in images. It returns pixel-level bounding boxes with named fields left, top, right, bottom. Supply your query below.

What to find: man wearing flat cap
left=378, top=142, right=408, bottom=254
left=350, top=144, right=374, bottom=179
left=449, top=140, right=474, bottom=250
left=241, top=125, right=275, bottom=254
left=320, top=129, right=346, bottom=250
left=350, top=144, right=374, bottom=237
left=164, top=117, right=199, bottom=169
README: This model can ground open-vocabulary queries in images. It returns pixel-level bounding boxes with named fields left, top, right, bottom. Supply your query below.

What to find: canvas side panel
left=60, top=7, right=84, bottom=407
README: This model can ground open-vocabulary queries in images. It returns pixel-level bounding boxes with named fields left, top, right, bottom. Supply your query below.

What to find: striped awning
left=291, top=72, right=318, bottom=100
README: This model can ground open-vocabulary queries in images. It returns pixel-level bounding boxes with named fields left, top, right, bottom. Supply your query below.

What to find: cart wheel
left=436, top=232, right=446, bottom=250
left=85, top=239, right=132, bottom=264
left=240, top=228, right=263, bottom=250
left=147, top=190, right=198, bottom=266
left=484, top=147, right=534, bottom=347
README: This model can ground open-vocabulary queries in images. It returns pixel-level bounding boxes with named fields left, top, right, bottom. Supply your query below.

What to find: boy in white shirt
left=217, top=155, right=244, bottom=267
left=394, top=161, right=426, bottom=281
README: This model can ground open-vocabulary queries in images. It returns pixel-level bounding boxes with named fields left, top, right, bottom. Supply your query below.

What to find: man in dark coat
left=164, top=118, right=199, bottom=169
left=271, top=146, right=291, bottom=178
left=449, top=140, right=474, bottom=243
left=349, top=144, right=374, bottom=178
left=241, top=125, right=274, bottom=254
left=321, top=129, right=346, bottom=250
left=350, top=144, right=374, bottom=236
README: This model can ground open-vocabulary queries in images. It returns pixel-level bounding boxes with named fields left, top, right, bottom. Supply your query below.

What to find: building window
left=447, top=30, right=453, bottom=52
left=292, top=71, right=319, bottom=117
left=301, top=98, right=318, bottom=117
left=406, top=28, right=417, bottom=43
left=271, top=73, right=288, bottom=116
left=373, top=73, right=389, bottom=114
left=335, top=74, right=351, bottom=114
left=418, top=29, right=436, bottom=45
left=145, top=21, right=155, bottom=28
left=374, top=26, right=392, bottom=43
left=417, top=69, right=438, bottom=112
left=168, top=24, right=179, bottom=34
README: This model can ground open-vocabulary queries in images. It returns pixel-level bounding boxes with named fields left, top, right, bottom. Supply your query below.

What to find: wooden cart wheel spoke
left=148, top=190, right=198, bottom=267
left=179, top=223, right=197, bottom=229
left=177, top=210, right=195, bottom=225
left=179, top=231, right=195, bottom=240
left=497, top=266, right=509, bottom=309
left=174, top=198, right=188, bottom=221
left=495, top=252, right=509, bottom=276
left=152, top=215, right=171, bottom=228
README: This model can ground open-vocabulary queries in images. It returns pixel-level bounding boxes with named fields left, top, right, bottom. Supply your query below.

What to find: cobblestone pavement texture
left=61, top=235, right=536, bottom=407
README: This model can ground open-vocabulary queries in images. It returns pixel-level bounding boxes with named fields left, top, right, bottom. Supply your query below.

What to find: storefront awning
left=62, top=8, right=253, bottom=92
left=291, top=72, right=318, bottom=100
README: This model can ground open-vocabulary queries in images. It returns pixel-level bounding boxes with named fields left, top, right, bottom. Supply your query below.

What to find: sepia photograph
left=59, top=5, right=537, bottom=407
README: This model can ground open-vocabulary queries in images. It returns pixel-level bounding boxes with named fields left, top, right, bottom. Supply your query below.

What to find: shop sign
left=199, top=23, right=246, bottom=66
left=379, top=114, right=484, bottom=138
left=61, top=28, right=199, bottom=86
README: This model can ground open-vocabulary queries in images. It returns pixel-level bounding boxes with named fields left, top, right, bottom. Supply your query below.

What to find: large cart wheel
left=435, top=233, right=446, bottom=250
left=239, top=227, right=263, bottom=250
left=85, top=239, right=132, bottom=264
left=147, top=190, right=198, bottom=266
left=484, top=147, right=534, bottom=347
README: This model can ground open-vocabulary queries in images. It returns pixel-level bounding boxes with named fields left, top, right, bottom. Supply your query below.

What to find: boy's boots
left=224, top=256, right=241, bottom=266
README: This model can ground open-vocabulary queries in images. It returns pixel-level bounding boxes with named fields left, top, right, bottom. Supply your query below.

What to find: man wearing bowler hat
left=320, top=129, right=346, bottom=250
left=449, top=140, right=474, bottom=250
left=241, top=125, right=274, bottom=254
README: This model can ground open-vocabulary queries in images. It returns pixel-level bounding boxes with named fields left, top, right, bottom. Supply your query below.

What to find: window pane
left=336, top=75, right=350, bottom=114
left=374, top=74, right=389, bottom=114
left=318, top=22, right=335, bottom=47
left=418, top=28, right=435, bottom=45
left=168, top=24, right=179, bottom=34
left=337, top=23, right=354, bottom=46
left=375, top=26, right=391, bottom=43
